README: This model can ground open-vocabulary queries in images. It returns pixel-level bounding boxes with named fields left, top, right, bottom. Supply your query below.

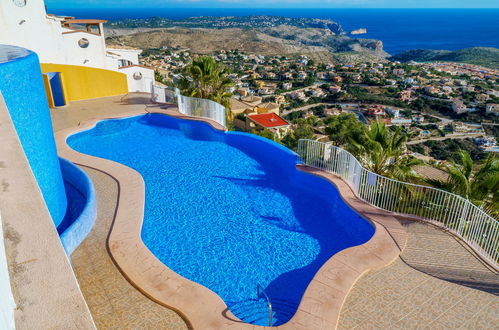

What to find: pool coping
left=55, top=109, right=407, bottom=330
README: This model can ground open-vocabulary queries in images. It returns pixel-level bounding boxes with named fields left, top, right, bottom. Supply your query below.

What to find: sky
left=46, top=0, right=499, bottom=9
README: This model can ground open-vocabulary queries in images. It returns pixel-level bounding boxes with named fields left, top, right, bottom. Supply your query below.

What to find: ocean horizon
left=47, top=8, right=499, bottom=55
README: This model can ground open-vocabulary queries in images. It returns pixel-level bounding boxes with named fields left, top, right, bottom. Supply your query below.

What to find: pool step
left=229, top=298, right=299, bottom=326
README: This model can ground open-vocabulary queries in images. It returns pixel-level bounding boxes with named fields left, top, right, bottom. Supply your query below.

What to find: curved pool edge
left=58, top=157, right=97, bottom=255
left=54, top=109, right=407, bottom=330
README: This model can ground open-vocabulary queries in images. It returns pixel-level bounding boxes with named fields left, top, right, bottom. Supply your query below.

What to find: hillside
left=106, top=25, right=388, bottom=64
left=390, top=47, right=499, bottom=69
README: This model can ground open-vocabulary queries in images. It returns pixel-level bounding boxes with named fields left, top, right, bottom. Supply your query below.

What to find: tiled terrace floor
left=71, top=166, right=188, bottom=329
left=52, top=94, right=498, bottom=329
left=338, top=221, right=499, bottom=329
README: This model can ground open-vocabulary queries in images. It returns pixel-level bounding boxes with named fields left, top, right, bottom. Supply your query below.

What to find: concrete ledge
left=55, top=109, right=406, bottom=329
left=0, top=94, right=95, bottom=329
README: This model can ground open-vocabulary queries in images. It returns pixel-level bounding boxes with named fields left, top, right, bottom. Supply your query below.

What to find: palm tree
left=177, top=56, right=233, bottom=110
left=349, top=120, right=421, bottom=181
left=426, top=151, right=498, bottom=217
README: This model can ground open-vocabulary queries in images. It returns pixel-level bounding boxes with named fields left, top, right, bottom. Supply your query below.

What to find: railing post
left=457, top=199, right=470, bottom=237
left=257, top=284, right=272, bottom=327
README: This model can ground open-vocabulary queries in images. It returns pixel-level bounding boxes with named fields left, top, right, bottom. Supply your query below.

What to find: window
left=13, top=0, right=27, bottom=7
left=78, top=38, right=89, bottom=48
left=133, top=72, right=143, bottom=80
left=118, top=59, right=132, bottom=68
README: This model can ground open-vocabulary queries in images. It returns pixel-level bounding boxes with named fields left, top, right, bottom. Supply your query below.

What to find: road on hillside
left=407, top=133, right=483, bottom=145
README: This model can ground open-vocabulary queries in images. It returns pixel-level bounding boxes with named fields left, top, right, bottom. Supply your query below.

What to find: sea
left=48, top=8, right=499, bottom=56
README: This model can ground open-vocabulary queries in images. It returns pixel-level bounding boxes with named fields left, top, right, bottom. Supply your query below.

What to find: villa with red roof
left=246, top=112, right=290, bottom=138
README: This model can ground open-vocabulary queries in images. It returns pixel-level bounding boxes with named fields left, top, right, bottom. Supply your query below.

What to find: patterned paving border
left=55, top=109, right=407, bottom=330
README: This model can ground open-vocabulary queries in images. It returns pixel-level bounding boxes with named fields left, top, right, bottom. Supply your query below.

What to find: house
left=368, top=105, right=385, bottom=116
left=230, top=96, right=280, bottom=117
left=310, top=88, right=326, bottom=98
left=256, top=102, right=280, bottom=115
left=386, top=107, right=400, bottom=118
left=241, top=95, right=262, bottom=107
left=282, top=82, right=293, bottom=90
left=316, top=72, right=328, bottom=80
left=274, top=95, right=286, bottom=104
left=393, top=68, right=405, bottom=76
left=329, top=86, right=342, bottom=94
left=230, top=98, right=254, bottom=115
left=403, top=78, right=415, bottom=85
left=452, top=99, right=468, bottom=114
left=486, top=104, right=499, bottom=116
left=399, top=90, right=412, bottom=101
left=424, top=86, right=440, bottom=95
left=412, top=115, right=425, bottom=124
left=298, top=71, right=308, bottom=80
left=245, top=113, right=290, bottom=138
left=0, top=0, right=154, bottom=104
left=332, top=76, right=343, bottom=84
left=237, top=88, right=249, bottom=97
left=442, top=86, right=454, bottom=95
left=476, top=94, right=490, bottom=103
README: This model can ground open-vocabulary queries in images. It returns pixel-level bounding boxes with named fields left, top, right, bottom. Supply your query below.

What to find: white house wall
left=119, top=66, right=154, bottom=93
left=0, top=0, right=66, bottom=63
left=107, top=48, right=141, bottom=65
left=0, top=0, right=155, bottom=93
left=61, top=31, right=107, bottom=68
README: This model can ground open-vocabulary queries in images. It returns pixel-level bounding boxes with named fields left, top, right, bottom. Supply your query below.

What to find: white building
left=486, top=104, right=499, bottom=116
left=0, top=0, right=154, bottom=94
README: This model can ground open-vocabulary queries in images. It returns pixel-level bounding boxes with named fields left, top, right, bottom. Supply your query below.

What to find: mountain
left=105, top=16, right=388, bottom=64
left=390, top=47, right=499, bottom=69
left=106, top=16, right=345, bottom=35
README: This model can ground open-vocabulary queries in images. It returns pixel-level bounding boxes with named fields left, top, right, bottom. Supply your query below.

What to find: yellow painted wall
left=40, top=63, right=128, bottom=102
left=42, top=74, right=55, bottom=108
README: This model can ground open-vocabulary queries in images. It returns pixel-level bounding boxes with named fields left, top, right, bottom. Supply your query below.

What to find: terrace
left=0, top=63, right=497, bottom=329
left=37, top=93, right=498, bottom=328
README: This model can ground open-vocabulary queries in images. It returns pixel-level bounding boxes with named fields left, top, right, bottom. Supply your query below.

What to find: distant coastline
left=48, top=8, right=499, bottom=55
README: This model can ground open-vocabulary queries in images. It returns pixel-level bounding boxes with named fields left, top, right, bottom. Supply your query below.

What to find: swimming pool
left=68, top=113, right=374, bottom=326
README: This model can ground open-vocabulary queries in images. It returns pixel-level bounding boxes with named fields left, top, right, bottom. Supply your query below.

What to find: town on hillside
left=141, top=46, right=499, bottom=169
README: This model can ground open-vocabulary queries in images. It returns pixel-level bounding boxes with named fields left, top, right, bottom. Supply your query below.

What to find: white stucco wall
left=0, top=0, right=154, bottom=93
left=119, top=66, right=154, bottom=93
left=61, top=31, right=107, bottom=68
left=107, top=48, right=141, bottom=65
left=0, top=0, right=107, bottom=68
left=0, top=0, right=65, bottom=63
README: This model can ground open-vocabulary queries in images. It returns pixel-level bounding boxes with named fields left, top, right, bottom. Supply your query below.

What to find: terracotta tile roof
left=248, top=113, right=289, bottom=128
left=64, top=19, right=107, bottom=24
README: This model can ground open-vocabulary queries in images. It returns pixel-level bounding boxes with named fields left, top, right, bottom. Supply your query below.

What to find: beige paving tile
left=338, top=222, right=498, bottom=330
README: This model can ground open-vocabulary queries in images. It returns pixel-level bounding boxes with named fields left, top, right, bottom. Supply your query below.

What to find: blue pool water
left=68, top=114, right=374, bottom=326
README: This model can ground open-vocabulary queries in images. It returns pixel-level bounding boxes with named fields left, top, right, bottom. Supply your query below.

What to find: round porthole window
left=13, top=0, right=27, bottom=7
left=133, top=72, right=143, bottom=80
left=78, top=38, right=90, bottom=48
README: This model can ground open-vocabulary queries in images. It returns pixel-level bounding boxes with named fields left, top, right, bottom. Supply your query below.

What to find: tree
left=154, top=69, right=164, bottom=84
left=324, top=113, right=366, bottom=147
left=426, top=151, right=498, bottom=217
left=281, top=118, right=315, bottom=150
left=251, top=129, right=276, bottom=142
left=349, top=120, right=421, bottom=181
left=177, top=56, right=234, bottom=110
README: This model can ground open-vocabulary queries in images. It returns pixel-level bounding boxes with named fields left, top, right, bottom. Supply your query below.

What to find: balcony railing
left=297, top=139, right=499, bottom=269
left=152, top=85, right=226, bottom=128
